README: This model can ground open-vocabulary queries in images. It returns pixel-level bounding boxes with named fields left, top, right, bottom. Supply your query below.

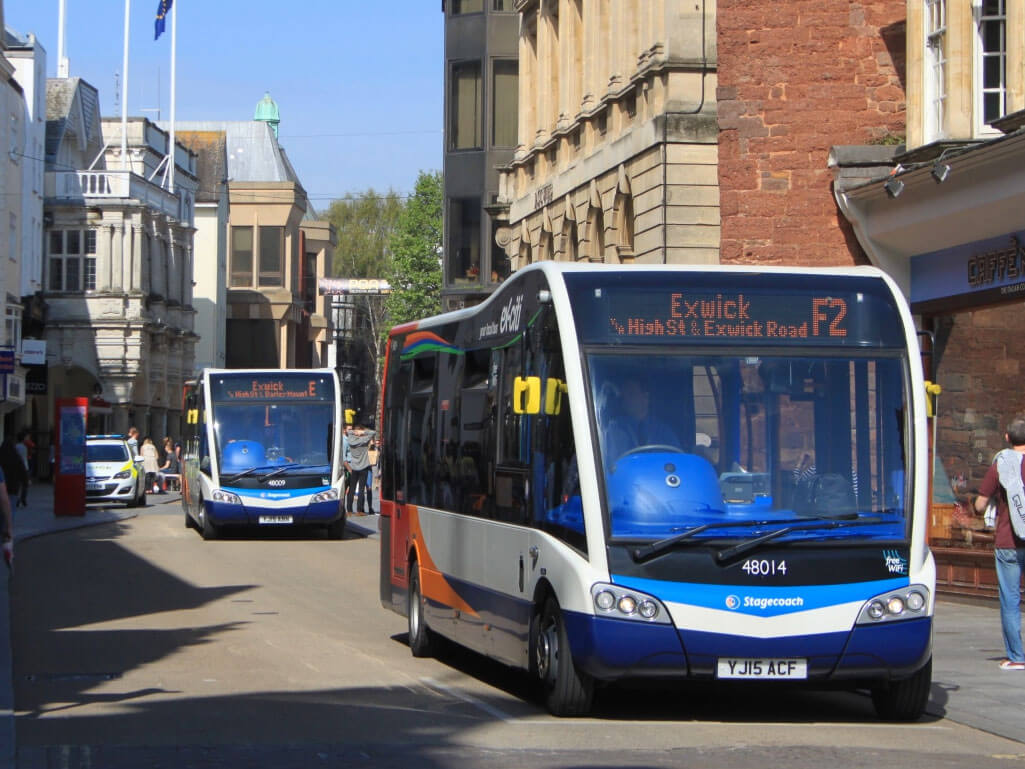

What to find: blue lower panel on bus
left=562, top=611, right=931, bottom=682
left=205, top=498, right=341, bottom=526
left=563, top=611, right=689, bottom=679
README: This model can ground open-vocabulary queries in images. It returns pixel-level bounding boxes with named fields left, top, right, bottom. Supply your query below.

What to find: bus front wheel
left=533, top=596, right=594, bottom=716
left=408, top=564, right=434, bottom=657
left=871, top=657, right=932, bottom=721
left=200, top=505, right=219, bottom=541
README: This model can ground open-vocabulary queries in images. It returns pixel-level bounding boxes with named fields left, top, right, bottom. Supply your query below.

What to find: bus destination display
left=608, top=292, right=849, bottom=341
left=211, top=376, right=334, bottom=402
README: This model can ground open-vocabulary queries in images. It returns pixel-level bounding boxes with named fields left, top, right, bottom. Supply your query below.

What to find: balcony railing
left=45, top=170, right=191, bottom=225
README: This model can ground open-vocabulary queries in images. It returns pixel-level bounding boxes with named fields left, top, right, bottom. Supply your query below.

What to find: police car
left=85, top=435, right=146, bottom=507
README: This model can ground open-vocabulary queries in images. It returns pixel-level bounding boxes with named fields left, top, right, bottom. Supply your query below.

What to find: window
left=493, top=0, right=515, bottom=10
left=5, top=306, right=21, bottom=354
left=230, top=226, right=253, bottom=287
left=451, top=0, right=483, bottom=13
left=47, top=229, right=96, bottom=292
left=258, top=226, right=284, bottom=287
left=925, top=0, right=947, bottom=141
left=452, top=61, right=483, bottom=150
left=493, top=60, right=519, bottom=147
left=448, top=198, right=481, bottom=284
left=978, top=0, right=1006, bottom=129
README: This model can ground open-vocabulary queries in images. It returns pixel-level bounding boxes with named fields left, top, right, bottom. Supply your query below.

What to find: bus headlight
left=590, top=583, right=671, bottom=624
left=856, top=585, right=931, bottom=625
left=311, top=489, right=339, bottom=503
left=211, top=489, right=242, bottom=505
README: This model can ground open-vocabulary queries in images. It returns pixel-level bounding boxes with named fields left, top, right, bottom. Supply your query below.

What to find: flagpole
left=121, top=0, right=130, bottom=169
left=57, top=0, right=69, bottom=77
left=169, top=0, right=177, bottom=193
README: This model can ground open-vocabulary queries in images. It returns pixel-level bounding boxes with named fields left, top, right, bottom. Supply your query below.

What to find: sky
left=4, top=0, right=444, bottom=210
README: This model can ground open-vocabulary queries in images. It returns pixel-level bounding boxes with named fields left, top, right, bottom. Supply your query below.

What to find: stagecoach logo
left=725, top=594, right=741, bottom=610
left=479, top=293, right=525, bottom=340
left=883, top=550, right=908, bottom=575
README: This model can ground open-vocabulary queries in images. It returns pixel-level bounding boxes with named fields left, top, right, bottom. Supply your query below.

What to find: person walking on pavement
left=0, top=462, right=13, bottom=570
left=126, top=426, right=140, bottom=458
left=974, top=413, right=1025, bottom=670
left=14, top=429, right=30, bottom=507
left=345, top=424, right=377, bottom=515
left=0, top=436, right=28, bottom=509
left=141, top=437, right=160, bottom=494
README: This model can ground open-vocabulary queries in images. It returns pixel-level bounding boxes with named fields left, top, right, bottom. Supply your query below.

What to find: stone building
left=173, top=105, right=337, bottom=371
left=494, top=1, right=718, bottom=274
left=44, top=80, right=197, bottom=440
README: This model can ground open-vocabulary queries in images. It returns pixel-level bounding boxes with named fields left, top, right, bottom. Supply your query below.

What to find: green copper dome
left=254, top=92, right=280, bottom=137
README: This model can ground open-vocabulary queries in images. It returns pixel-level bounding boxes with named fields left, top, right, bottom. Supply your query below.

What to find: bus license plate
left=717, top=658, right=807, bottom=679
left=258, top=515, right=293, bottom=525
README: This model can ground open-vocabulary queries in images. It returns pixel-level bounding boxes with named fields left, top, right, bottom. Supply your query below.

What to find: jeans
left=346, top=467, right=371, bottom=513
left=995, top=547, right=1025, bottom=662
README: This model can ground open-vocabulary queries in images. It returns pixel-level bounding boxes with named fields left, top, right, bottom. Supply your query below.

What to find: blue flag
left=154, top=0, right=173, bottom=40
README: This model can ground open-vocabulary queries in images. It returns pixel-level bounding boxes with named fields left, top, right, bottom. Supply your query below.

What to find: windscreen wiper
left=221, top=465, right=275, bottom=484
left=258, top=464, right=301, bottom=482
left=714, top=516, right=883, bottom=563
left=631, top=517, right=819, bottom=564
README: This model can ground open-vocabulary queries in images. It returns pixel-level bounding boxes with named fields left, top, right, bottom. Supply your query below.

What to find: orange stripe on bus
left=408, top=505, right=479, bottom=618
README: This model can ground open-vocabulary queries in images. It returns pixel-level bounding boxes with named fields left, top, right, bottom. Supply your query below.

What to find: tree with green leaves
left=386, top=170, right=443, bottom=328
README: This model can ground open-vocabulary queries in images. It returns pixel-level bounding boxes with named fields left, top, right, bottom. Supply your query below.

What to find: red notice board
left=54, top=397, right=87, bottom=516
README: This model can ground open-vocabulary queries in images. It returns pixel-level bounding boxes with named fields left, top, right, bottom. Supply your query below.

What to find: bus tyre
left=408, top=565, right=434, bottom=657
left=327, top=511, right=347, bottom=540
left=871, top=657, right=932, bottom=721
left=200, top=508, right=219, bottom=541
left=533, top=596, right=594, bottom=716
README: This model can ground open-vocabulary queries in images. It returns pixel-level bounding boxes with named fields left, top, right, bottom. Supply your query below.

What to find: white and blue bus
left=182, top=368, right=346, bottom=540
left=379, top=263, right=933, bottom=719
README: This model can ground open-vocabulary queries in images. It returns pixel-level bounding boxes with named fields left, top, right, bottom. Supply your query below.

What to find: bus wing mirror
left=514, top=376, right=541, bottom=414
left=544, top=378, right=567, bottom=415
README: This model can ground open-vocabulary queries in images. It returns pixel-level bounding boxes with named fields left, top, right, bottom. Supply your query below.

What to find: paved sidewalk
left=1, top=490, right=1023, bottom=768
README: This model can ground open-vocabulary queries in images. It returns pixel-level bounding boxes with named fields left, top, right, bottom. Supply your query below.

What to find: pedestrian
left=141, top=437, right=160, bottom=493
left=0, top=462, right=13, bottom=571
left=20, top=429, right=36, bottom=479
left=345, top=425, right=377, bottom=515
left=342, top=426, right=352, bottom=513
left=14, top=429, right=30, bottom=507
left=973, top=413, right=1025, bottom=670
left=158, top=436, right=180, bottom=492
left=127, top=426, right=140, bottom=457
left=0, top=436, right=28, bottom=509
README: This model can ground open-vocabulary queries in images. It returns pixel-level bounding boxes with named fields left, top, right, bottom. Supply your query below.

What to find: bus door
left=385, top=357, right=413, bottom=591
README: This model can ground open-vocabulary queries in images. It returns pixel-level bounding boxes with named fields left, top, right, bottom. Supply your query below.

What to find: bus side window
left=496, top=341, right=530, bottom=524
